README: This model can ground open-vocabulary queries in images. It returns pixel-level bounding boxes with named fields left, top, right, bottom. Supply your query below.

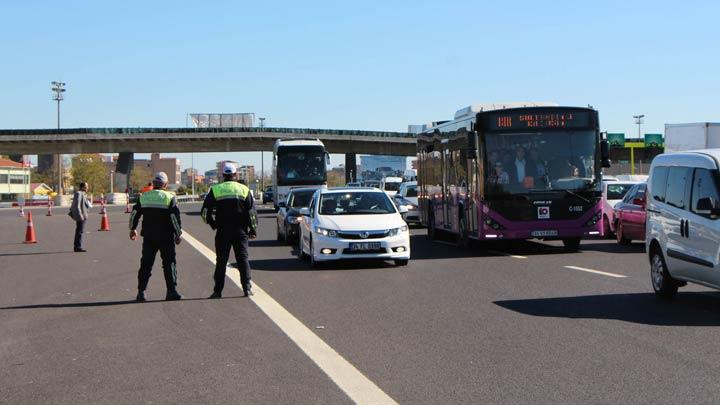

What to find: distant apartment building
left=134, top=153, right=182, bottom=185
left=0, top=158, right=31, bottom=201
left=181, top=168, right=204, bottom=186
left=215, top=161, right=254, bottom=184
left=204, top=169, right=218, bottom=185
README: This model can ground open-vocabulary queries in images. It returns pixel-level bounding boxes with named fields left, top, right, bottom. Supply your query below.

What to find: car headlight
left=387, top=225, right=409, bottom=236
left=404, top=204, right=417, bottom=210
left=315, top=227, right=338, bottom=237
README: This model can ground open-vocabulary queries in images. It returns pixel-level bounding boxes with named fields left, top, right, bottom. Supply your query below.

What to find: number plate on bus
left=349, top=242, right=381, bottom=251
left=531, top=230, right=558, bottom=237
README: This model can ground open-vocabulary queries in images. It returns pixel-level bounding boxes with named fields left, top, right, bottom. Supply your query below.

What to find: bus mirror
left=600, top=140, right=611, bottom=168
left=325, top=152, right=331, bottom=165
left=467, top=132, right=478, bottom=159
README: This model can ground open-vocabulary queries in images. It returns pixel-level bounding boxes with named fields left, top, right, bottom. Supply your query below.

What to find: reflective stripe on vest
left=211, top=181, right=249, bottom=201
left=140, top=189, right=174, bottom=209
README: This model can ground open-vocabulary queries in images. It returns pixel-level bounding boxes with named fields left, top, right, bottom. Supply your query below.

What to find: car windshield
left=277, top=146, right=327, bottom=186
left=485, top=130, right=597, bottom=194
left=319, top=192, right=397, bottom=215
left=384, top=182, right=400, bottom=192
left=405, top=185, right=418, bottom=197
left=289, top=190, right=315, bottom=208
left=607, top=183, right=636, bottom=200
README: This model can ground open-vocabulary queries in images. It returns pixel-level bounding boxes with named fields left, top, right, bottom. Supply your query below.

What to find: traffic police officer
left=202, top=162, right=257, bottom=298
left=129, top=172, right=183, bottom=302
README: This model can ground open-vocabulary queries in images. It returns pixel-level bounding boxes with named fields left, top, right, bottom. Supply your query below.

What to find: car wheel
left=309, top=239, right=321, bottom=269
left=284, top=223, right=291, bottom=245
left=616, top=223, right=631, bottom=245
left=650, top=249, right=679, bottom=299
left=298, top=234, right=309, bottom=261
left=394, top=259, right=409, bottom=266
left=562, top=238, right=581, bottom=251
left=276, top=220, right=283, bottom=241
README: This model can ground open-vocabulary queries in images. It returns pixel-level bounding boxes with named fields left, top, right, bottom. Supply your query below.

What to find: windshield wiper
left=564, top=189, right=590, bottom=203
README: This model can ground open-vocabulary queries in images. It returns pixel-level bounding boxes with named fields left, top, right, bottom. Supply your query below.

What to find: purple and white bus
left=417, top=103, right=611, bottom=251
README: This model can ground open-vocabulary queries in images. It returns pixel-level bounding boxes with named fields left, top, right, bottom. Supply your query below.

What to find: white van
left=646, top=149, right=720, bottom=298
left=380, top=176, right=403, bottom=197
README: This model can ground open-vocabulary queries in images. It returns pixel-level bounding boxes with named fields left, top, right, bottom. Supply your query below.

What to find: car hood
left=399, top=196, right=418, bottom=205
left=318, top=214, right=405, bottom=231
left=607, top=199, right=622, bottom=208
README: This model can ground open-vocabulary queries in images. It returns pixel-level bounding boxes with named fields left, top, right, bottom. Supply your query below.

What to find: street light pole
left=51, top=81, right=66, bottom=195
left=632, top=115, right=645, bottom=176
left=259, top=117, right=266, bottom=192
left=110, top=170, right=114, bottom=193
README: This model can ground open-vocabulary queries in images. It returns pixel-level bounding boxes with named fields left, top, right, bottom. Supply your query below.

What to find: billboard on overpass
left=190, top=113, right=255, bottom=128
left=360, top=155, right=406, bottom=181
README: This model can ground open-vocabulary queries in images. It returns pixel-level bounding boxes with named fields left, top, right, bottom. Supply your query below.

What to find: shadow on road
left=0, top=251, right=74, bottom=257
left=0, top=296, right=244, bottom=310
left=250, top=257, right=394, bottom=272
left=576, top=241, right=646, bottom=254
left=495, top=292, right=720, bottom=326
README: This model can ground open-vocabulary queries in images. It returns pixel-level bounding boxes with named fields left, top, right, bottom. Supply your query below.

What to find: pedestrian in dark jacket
left=129, top=172, right=183, bottom=302
left=70, top=182, right=92, bottom=252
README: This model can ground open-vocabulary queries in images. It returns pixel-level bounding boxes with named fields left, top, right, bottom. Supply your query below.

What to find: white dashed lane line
left=563, top=265, right=627, bottom=278
left=488, top=250, right=528, bottom=259
left=181, top=231, right=398, bottom=405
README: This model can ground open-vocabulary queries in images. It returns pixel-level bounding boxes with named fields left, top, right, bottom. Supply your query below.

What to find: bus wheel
left=457, top=216, right=470, bottom=249
left=562, top=238, right=581, bottom=252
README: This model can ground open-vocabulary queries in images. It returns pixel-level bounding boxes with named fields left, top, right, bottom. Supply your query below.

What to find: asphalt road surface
left=3, top=203, right=720, bottom=404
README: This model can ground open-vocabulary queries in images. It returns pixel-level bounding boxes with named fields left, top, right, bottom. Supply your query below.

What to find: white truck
left=665, top=123, right=720, bottom=152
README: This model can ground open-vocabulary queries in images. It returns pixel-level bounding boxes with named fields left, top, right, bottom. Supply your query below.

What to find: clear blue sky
left=2, top=0, right=719, bottom=172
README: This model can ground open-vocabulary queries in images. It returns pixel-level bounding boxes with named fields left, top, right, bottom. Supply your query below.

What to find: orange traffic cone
left=99, top=209, right=111, bottom=231
left=24, top=211, right=37, bottom=244
left=46, top=201, right=53, bottom=216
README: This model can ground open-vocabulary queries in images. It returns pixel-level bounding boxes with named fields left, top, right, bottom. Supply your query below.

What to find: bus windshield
left=277, top=146, right=327, bottom=186
left=485, top=130, right=596, bottom=194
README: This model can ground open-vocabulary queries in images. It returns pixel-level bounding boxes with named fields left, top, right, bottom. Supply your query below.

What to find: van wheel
left=562, top=238, right=581, bottom=251
left=616, top=223, right=631, bottom=245
left=650, top=250, right=678, bottom=299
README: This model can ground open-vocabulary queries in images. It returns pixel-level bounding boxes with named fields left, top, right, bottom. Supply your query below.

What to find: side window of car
left=691, top=168, right=720, bottom=216
left=622, top=185, right=638, bottom=203
left=651, top=166, right=668, bottom=202
left=665, top=166, right=691, bottom=210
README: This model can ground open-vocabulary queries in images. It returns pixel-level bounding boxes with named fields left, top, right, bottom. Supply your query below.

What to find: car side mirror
left=398, top=206, right=409, bottom=214
left=696, top=197, right=720, bottom=216
left=600, top=139, right=611, bottom=168
left=277, top=201, right=286, bottom=208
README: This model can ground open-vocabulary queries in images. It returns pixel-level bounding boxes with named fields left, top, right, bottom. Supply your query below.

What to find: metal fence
left=603, top=161, right=650, bottom=176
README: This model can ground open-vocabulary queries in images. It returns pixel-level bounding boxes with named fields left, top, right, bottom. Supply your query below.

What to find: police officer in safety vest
left=202, top=162, right=257, bottom=298
left=129, top=172, right=183, bottom=302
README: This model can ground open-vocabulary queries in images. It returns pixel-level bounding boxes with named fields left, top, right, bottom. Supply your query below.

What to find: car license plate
left=531, top=230, right=558, bottom=237
left=349, top=242, right=381, bottom=251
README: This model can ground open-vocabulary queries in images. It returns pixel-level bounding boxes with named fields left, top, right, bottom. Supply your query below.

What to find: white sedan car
left=298, top=188, right=411, bottom=267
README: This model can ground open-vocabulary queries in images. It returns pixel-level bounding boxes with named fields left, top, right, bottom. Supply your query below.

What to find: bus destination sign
left=484, top=111, right=592, bottom=131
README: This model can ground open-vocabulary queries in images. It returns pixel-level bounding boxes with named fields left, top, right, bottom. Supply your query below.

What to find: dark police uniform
left=130, top=189, right=182, bottom=300
left=201, top=181, right=257, bottom=296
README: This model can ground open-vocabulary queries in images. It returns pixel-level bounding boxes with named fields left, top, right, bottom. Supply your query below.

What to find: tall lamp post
left=51, top=81, right=66, bottom=195
left=259, top=117, right=266, bottom=191
left=632, top=114, right=645, bottom=176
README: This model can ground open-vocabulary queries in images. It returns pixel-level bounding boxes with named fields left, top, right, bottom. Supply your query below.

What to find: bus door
left=442, top=139, right=451, bottom=229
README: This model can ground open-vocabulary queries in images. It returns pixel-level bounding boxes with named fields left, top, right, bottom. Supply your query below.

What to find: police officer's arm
left=129, top=198, right=143, bottom=239
left=169, top=195, right=182, bottom=240
left=243, top=191, right=258, bottom=236
left=201, top=188, right=217, bottom=229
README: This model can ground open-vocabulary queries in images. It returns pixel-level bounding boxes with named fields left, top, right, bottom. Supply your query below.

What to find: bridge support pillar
left=115, top=152, right=134, bottom=194
left=345, top=153, right=357, bottom=184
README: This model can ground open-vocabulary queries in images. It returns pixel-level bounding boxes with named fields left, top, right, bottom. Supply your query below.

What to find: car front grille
left=337, top=231, right=389, bottom=240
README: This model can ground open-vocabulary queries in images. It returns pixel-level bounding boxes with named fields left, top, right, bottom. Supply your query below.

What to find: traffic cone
left=99, top=209, right=111, bottom=231
left=19, top=204, right=25, bottom=217
left=24, top=211, right=37, bottom=244
left=46, top=201, right=53, bottom=216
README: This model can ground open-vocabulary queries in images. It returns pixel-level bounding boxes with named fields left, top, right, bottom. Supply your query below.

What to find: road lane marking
left=563, top=265, right=626, bottom=278
left=181, top=231, right=397, bottom=405
left=488, top=250, right=528, bottom=259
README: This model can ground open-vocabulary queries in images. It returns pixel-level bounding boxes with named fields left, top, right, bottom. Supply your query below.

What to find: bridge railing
left=0, top=127, right=416, bottom=138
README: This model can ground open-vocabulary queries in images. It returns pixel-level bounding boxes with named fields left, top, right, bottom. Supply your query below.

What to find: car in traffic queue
left=393, top=181, right=420, bottom=225
left=276, top=187, right=317, bottom=243
left=613, top=182, right=647, bottom=245
left=380, top=176, right=403, bottom=197
left=602, top=180, right=642, bottom=235
left=646, top=149, right=720, bottom=299
left=262, top=186, right=274, bottom=204
left=298, top=187, right=411, bottom=267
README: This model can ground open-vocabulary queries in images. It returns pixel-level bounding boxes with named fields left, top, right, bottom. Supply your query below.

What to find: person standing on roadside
left=129, top=172, right=183, bottom=302
left=202, top=162, right=257, bottom=298
left=70, top=182, right=92, bottom=252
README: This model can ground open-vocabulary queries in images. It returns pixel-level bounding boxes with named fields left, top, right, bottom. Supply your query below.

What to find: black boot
left=165, top=290, right=182, bottom=301
left=208, top=291, right=222, bottom=299
left=136, top=291, right=146, bottom=302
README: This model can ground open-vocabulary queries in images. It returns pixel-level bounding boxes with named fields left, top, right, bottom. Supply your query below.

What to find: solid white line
left=181, top=231, right=397, bottom=405
left=488, top=250, right=528, bottom=259
left=563, top=265, right=627, bottom=278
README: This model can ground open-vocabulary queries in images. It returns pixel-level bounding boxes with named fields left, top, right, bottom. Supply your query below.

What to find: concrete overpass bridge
left=0, top=127, right=416, bottom=156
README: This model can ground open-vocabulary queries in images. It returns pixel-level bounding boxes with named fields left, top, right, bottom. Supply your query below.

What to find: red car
left=613, top=183, right=647, bottom=245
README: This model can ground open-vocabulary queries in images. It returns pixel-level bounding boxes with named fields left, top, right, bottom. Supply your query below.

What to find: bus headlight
left=388, top=225, right=408, bottom=236
left=584, top=211, right=602, bottom=227
left=484, top=217, right=505, bottom=230
left=315, top=227, right=338, bottom=237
